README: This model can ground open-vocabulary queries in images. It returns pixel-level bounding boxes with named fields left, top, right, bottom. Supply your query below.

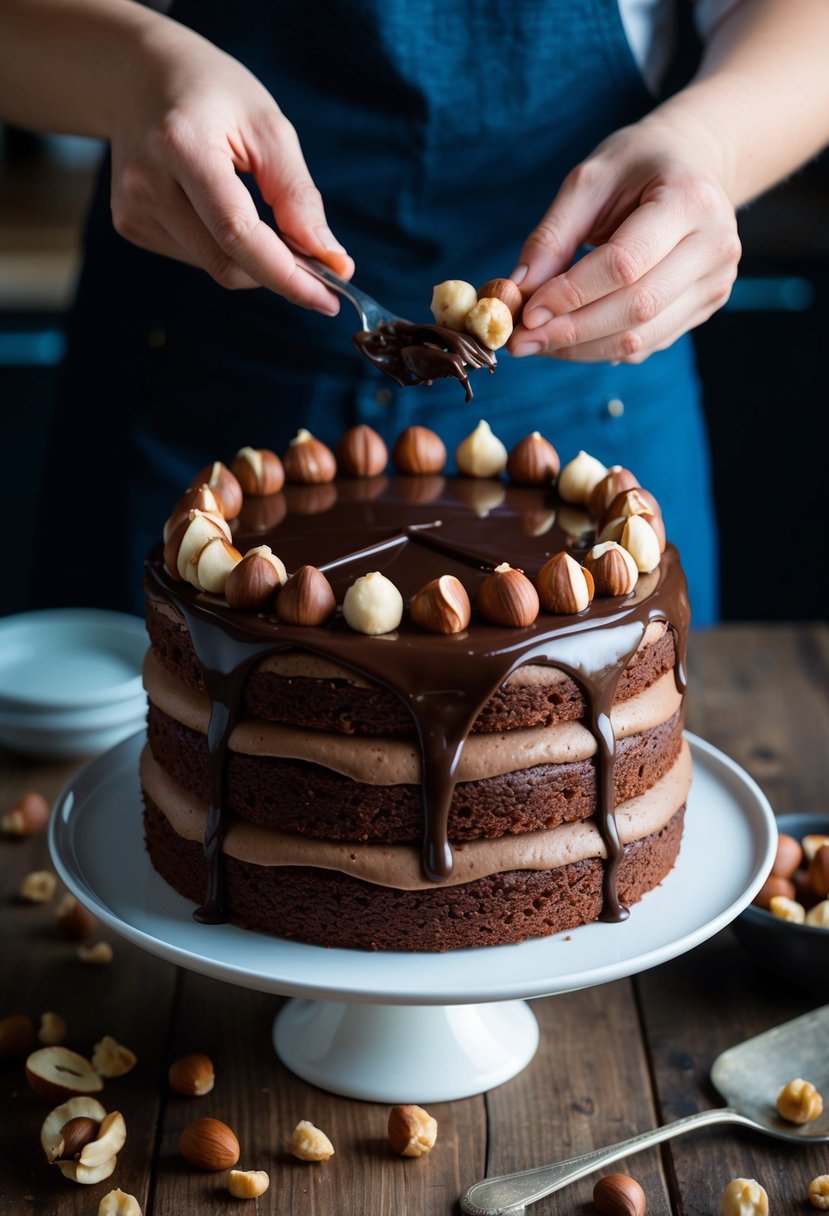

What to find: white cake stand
left=49, top=731, right=775, bottom=1103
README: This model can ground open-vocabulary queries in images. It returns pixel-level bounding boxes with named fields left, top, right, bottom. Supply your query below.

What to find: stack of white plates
left=0, top=608, right=148, bottom=759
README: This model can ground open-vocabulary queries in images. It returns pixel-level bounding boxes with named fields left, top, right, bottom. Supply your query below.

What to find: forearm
left=643, top=0, right=829, bottom=207
left=0, top=0, right=197, bottom=138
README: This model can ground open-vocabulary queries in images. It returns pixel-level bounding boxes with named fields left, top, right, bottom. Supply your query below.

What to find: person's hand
left=507, top=120, right=741, bottom=363
left=109, top=21, right=353, bottom=313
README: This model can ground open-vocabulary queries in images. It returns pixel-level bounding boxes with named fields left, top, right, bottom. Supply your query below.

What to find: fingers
left=510, top=160, right=609, bottom=295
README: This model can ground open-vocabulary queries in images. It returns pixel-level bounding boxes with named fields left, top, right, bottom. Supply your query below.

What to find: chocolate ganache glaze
left=144, top=476, right=690, bottom=927
left=353, top=320, right=497, bottom=400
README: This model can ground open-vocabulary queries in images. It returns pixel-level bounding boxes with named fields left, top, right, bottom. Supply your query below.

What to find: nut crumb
left=18, top=870, right=57, bottom=903
left=38, top=1011, right=68, bottom=1046
left=290, top=1119, right=335, bottom=1161
left=77, top=941, right=114, bottom=966
left=98, top=1190, right=142, bottom=1216
left=92, top=1036, right=137, bottom=1078
left=776, top=1077, right=824, bottom=1123
left=228, top=1169, right=270, bottom=1198
left=721, top=1178, right=768, bottom=1216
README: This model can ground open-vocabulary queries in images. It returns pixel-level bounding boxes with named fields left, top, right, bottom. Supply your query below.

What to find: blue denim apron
left=44, top=0, right=718, bottom=624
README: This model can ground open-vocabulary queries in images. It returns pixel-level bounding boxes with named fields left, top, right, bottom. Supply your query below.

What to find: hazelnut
left=588, top=466, right=639, bottom=519
left=55, top=893, right=98, bottom=940
left=19, top=869, right=57, bottom=903
left=40, top=1096, right=107, bottom=1163
left=275, top=565, right=337, bottom=626
left=179, top=1116, right=240, bottom=1170
left=387, top=1104, right=437, bottom=1157
left=805, top=900, right=829, bottom=928
left=808, top=844, right=829, bottom=897
left=536, top=551, right=595, bottom=614
left=189, top=461, right=243, bottom=520
left=464, top=296, right=514, bottom=349
left=26, top=1045, right=103, bottom=1103
left=721, top=1178, right=768, bottom=1216
left=477, top=277, right=524, bottom=319
left=808, top=1175, right=829, bottom=1209
left=557, top=450, right=608, bottom=505
left=77, top=941, right=114, bottom=965
left=410, top=575, right=471, bottom=635
left=600, top=488, right=666, bottom=553
left=225, top=546, right=287, bottom=612
left=392, top=425, right=446, bottom=475
left=63, top=1110, right=126, bottom=1171
left=55, top=1115, right=102, bottom=1161
left=803, top=834, right=829, bottom=862
left=584, top=542, right=638, bottom=597
left=38, top=1011, right=68, bottom=1047
left=342, top=571, right=403, bottom=635
left=753, top=874, right=796, bottom=909
left=430, top=279, right=478, bottom=331
left=92, top=1036, right=137, bottom=1078
left=40, top=1099, right=124, bottom=1185
left=165, top=509, right=231, bottom=583
left=592, top=1173, right=646, bottom=1216
left=290, top=1119, right=335, bottom=1161
left=336, top=424, right=388, bottom=477
left=283, top=428, right=337, bottom=484
left=0, top=1012, right=36, bottom=1057
left=619, top=514, right=661, bottom=574
left=168, top=1052, right=215, bottom=1097
left=228, top=1169, right=270, bottom=1198
left=455, top=419, right=508, bottom=478
left=231, top=446, right=285, bottom=495
left=506, top=431, right=560, bottom=486
left=98, top=1190, right=143, bottom=1216
left=768, top=894, right=805, bottom=923
left=477, top=563, right=540, bottom=628
left=1, top=789, right=50, bottom=837
left=163, top=483, right=225, bottom=542
left=776, top=1078, right=824, bottom=1123
left=193, top=536, right=243, bottom=595
left=771, top=832, right=803, bottom=878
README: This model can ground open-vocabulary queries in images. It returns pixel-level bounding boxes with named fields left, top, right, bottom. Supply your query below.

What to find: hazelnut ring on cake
left=141, top=423, right=691, bottom=952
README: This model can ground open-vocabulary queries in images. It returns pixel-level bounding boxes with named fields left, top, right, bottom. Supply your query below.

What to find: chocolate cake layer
left=146, top=702, right=684, bottom=842
left=143, top=795, right=685, bottom=951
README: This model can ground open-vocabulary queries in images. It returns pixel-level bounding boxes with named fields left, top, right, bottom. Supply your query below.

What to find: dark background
left=1, top=124, right=827, bottom=626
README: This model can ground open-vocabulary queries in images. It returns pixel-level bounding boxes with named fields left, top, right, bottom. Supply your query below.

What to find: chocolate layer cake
left=141, top=427, right=691, bottom=951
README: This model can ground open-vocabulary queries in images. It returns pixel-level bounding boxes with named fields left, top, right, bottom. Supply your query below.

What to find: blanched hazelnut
left=290, top=1119, right=335, bottom=1161
left=768, top=894, right=805, bottom=923
left=584, top=542, right=638, bottom=597
left=231, top=446, right=285, bottom=496
left=455, top=419, right=508, bottom=479
left=77, top=941, right=114, bottom=965
left=721, top=1178, right=768, bottom=1216
left=805, top=900, right=829, bottom=928
left=464, top=297, right=514, bottom=349
left=410, top=575, right=471, bottom=635
left=620, top=514, right=661, bottom=574
left=387, top=1104, right=437, bottom=1157
left=283, top=428, right=337, bottom=484
left=430, top=279, right=478, bottom=331
left=506, top=432, right=560, bottom=486
left=808, top=1175, right=829, bottom=1209
left=477, top=564, right=539, bottom=628
left=557, top=450, right=608, bottom=505
left=92, top=1036, right=137, bottom=1078
left=19, top=869, right=57, bottom=904
left=776, top=1077, right=824, bottom=1123
left=536, top=551, right=594, bottom=614
left=1, top=790, right=50, bottom=837
left=228, top=1169, right=270, bottom=1198
left=343, top=571, right=403, bottom=635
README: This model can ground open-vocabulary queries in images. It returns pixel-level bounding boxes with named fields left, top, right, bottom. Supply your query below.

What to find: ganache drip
left=353, top=320, right=497, bottom=401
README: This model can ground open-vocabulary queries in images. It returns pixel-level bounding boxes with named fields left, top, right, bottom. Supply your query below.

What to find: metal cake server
left=460, top=1005, right=829, bottom=1216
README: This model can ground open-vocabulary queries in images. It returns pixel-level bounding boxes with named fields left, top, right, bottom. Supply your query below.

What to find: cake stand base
left=273, top=997, right=540, bottom=1102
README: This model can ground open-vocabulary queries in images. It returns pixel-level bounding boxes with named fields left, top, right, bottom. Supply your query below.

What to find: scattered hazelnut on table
left=26, top=1045, right=103, bottom=1103
left=92, top=1035, right=137, bottom=1078
left=721, top=1177, right=768, bottom=1216
left=40, top=1097, right=126, bottom=1184
left=18, top=870, right=57, bottom=904
left=55, top=892, right=98, bottom=940
left=0, top=1012, right=36, bottom=1057
left=290, top=1119, right=335, bottom=1161
left=343, top=571, right=403, bottom=635
left=98, top=1189, right=143, bottom=1216
left=38, top=1011, right=68, bottom=1046
left=1, top=790, right=50, bottom=837
left=228, top=1168, right=270, bottom=1198
left=776, top=1077, right=824, bottom=1123
left=178, top=1116, right=240, bottom=1170
left=808, top=1175, right=829, bottom=1210
left=77, top=941, right=114, bottom=965
left=387, top=1104, right=437, bottom=1157
left=168, top=1052, right=215, bottom=1097
left=592, top=1172, right=646, bottom=1216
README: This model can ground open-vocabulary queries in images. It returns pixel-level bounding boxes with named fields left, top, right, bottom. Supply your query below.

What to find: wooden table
left=2, top=622, right=827, bottom=1215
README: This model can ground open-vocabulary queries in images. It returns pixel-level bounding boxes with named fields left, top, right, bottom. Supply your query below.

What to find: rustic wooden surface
left=1, top=622, right=827, bottom=1215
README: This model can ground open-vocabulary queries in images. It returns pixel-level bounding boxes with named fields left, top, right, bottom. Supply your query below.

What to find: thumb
left=257, top=123, right=354, bottom=279
left=512, top=168, right=607, bottom=298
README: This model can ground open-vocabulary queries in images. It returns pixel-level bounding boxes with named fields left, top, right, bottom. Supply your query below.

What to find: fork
left=290, top=248, right=410, bottom=332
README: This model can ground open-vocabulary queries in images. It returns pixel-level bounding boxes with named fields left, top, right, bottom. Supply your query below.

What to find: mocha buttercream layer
left=140, top=740, right=691, bottom=891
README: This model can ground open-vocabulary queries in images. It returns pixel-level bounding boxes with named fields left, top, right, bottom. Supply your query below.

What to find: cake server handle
left=459, top=1107, right=759, bottom=1215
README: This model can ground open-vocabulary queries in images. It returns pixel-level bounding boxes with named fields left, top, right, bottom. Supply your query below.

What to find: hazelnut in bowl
left=732, top=813, right=829, bottom=995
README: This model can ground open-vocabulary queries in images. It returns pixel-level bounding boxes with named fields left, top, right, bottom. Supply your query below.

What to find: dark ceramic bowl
left=732, top=812, right=829, bottom=996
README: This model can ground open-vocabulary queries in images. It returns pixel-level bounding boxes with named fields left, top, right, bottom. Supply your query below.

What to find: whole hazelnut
left=455, top=419, right=508, bottom=479
left=392, top=425, right=446, bottom=475
left=599, top=488, right=666, bottom=553
left=809, top=845, right=829, bottom=897
left=189, top=461, right=243, bottom=520
left=225, top=546, right=287, bottom=612
left=283, top=428, right=337, bottom=484
left=430, top=279, right=478, bottom=331
left=721, top=1179, right=768, bottom=1216
left=557, top=450, right=608, bottom=505
left=477, top=277, right=524, bottom=319
left=772, top=832, right=803, bottom=878
left=342, top=571, right=403, bottom=635
left=477, top=564, right=540, bottom=628
left=584, top=542, right=638, bottom=597
left=409, top=575, right=471, bottom=635
left=593, top=1173, right=646, bottom=1216
left=753, top=874, right=796, bottom=909
left=464, top=297, right=514, bottom=349
left=275, top=566, right=337, bottom=626
left=178, top=1117, right=240, bottom=1171
left=587, top=466, right=639, bottom=519
left=336, top=424, right=388, bottom=477
left=506, top=432, right=560, bottom=486
left=536, top=551, right=595, bottom=614
left=231, top=446, right=285, bottom=496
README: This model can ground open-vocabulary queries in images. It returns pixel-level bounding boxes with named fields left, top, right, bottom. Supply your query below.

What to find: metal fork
left=290, top=249, right=410, bottom=332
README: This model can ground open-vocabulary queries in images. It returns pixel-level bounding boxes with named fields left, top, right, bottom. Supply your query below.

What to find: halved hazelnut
left=477, top=564, right=539, bottom=628
left=228, top=1169, right=270, bottom=1198
left=275, top=566, right=337, bottom=627
left=1, top=790, right=50, bottom=837
left=536, top=551, right=595, bottom=614
left=26, top=1046, right=104, bottom=1103
left=506, top=432, right=560, bottom=486
left=231, top=446, right=285, bottom=496
left=619, top=514, right=661, bottom=574
left=179, top=1117, right=240, bottom=1171
left=98, top=1190, right=143, bottom=1216
left=165, top=509, right=231, bottom=583
left=189, top=461, right=243, bottom=519
left=193, top=536, right=243, bottom=595
left=409, top=575, right=471, bottom=635
left=225, top=546, right=287, bottom=612
left=392, top=425, right=446, bottom=475
left=336, top=424, right=388, bottom=477
left=283, top=428, right=337, bottom=484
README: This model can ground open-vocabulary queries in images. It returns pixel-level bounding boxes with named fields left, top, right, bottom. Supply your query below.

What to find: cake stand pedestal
left=49, top=731, right=775, bottom=1103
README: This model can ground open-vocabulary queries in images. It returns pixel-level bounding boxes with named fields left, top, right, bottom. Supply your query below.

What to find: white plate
left=49, top=730, right=776, bottom=1005
left=0, top=609, right=147, bottom=711
left=0, top=710, right=148, bottom=760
